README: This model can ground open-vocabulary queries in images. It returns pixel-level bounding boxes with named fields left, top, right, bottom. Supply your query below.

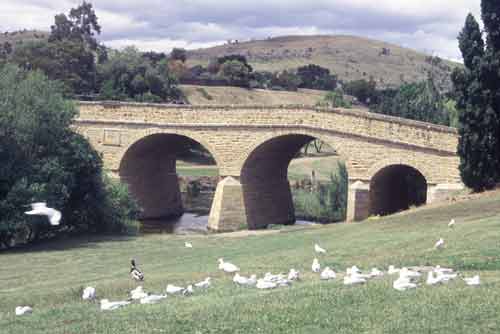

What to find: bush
left=96, top=46, right=184, bottom=103
left=293, top=162, right=348, bottom=222
left=317, top=89, right=352, bottom=108
left=0, top=64, right=139, bottom=248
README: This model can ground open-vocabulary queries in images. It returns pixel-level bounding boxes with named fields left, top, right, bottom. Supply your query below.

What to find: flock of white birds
left=15, top=215, right=480, bottom=315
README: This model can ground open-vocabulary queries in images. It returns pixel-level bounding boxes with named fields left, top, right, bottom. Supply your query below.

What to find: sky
left=0, top=1, right=482, bottom=62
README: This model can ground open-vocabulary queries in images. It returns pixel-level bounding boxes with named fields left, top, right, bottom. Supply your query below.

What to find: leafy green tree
left=297, top=64, right=337, bottom=91
left=218, top=60, right=251, bottom=87
left=443, top=98, right=460, bottom=128
left=319, top=89, right=352, bottom=108
left=452, top=9, right=500, bottom=191
left=370, top=78, right=449, bottom=125
left=170, top=48, right=187, bottom=63
left=97, top=46, right=183, bottom=102
left=11, top=39, right=96, bottom=95
left=0, top=64, right=138, bottom=248
left=271, top=70, right=302, bottom=91
left=344, top=77, right=377, bottom=104
left=49, top=1, right=101, bottom=51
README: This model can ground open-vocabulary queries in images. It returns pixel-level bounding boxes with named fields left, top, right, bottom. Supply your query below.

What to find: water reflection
left=140, top=213, right=318, bottom=235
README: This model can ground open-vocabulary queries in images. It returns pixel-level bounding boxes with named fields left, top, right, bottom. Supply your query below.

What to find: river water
left=140, top=213, right=318, bottom=234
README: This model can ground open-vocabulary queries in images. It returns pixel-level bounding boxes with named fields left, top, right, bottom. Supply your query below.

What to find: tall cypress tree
left=481, top=0, right=500, bottom=174
left=453, top=12, right=500, bottom=191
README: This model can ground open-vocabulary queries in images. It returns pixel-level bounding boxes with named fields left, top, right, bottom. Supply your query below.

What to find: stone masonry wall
left=75, top=101, right=460, bottom=185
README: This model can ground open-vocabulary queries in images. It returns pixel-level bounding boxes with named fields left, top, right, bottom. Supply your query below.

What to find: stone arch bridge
left=75, top=101, right=462, bottom=231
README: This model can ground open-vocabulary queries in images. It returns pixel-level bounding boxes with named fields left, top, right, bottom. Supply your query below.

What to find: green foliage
left=218, top=60, right=251, bottom=87
left=293, top=162, right=347, bottom=222
left=453, top=7, right=500, bottom=191
left=443, top=98, right=460, bottom=128
left=11, top=39, right=96, bottom=95
left=271, top=70, right=302, bottom=91
left=344, top=77, right=378, bottom=104
left=318, top=89, right=352, bottom=108
left=296, top=64, right=337, bottom=90
left=0, top=64, right=138, bottom=248
left=7, top=2, right=102, bottom=96
left=481, top=0, right=500, bottom=51
left=170, top=48, right=187, bottom=62
left=49, top=1, right=101, bottom=51
left=97, top=47, right=184, bottom=102
left=370, top=78, right=449, bottom=125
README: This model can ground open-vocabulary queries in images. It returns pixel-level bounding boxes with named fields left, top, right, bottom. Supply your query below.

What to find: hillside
left=1, top=190, right=500, bottom=333
left=187, top=35, right=459, bottom=90
left=0, top=30, right=48, bottom=47
left=181, top=84, right=359, bottom=106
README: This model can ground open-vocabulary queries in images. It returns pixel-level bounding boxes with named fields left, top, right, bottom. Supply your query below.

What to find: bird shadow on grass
left=1, top=233, right=136, bottom=254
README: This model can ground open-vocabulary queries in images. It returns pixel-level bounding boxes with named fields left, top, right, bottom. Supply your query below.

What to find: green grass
left=2, top=191, right=500, bottom=333
left=176, top=166, right=219, bottom=177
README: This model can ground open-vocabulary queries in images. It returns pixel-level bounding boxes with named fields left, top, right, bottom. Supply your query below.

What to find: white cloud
left=105, top=38, right=223, bottom=53
left=0, top=0, right=484, bottom=61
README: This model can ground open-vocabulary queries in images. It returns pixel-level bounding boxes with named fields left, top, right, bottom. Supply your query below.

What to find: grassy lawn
left=175, top=156, right=340, bottom=180
left=1, top=191, right=500, bottom=333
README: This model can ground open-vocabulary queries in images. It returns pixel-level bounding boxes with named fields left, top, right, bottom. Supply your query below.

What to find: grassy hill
left=0, top=30, right=48, bottom=48
left=181, top=84, right=354, bottom=106
left=187, top=35, right=460, bottom=90
left=1, top=190, right=500, bottom=333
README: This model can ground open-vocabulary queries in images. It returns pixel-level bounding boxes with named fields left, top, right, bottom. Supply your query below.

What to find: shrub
left=0, top=64, right=139, bottom=248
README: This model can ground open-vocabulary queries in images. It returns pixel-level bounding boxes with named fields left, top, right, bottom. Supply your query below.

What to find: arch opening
left=119, top=133, right=218, bottom=229
left=240, top=134, right=347, bottom=229
left=369, top=164, right=427, bottom=216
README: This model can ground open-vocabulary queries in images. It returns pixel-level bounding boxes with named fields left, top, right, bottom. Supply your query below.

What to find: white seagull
left=140, top=294, right=167, bottom=304
left=25, top=202, right=61, bottom=226
left=233, top=273, right=256, bottom=286
left=100, top=299, right=130, bottom=311
left=434, top=238, right=445, bottom=249
left=194, top=277, right=211, bottom=289
left=130, top=286, right=148, bottom=300
left=82, top=286, right=96, bottom=300
left=288, top=269, right=300, bottom=281
left=320, top=267, right=336, bottom=280
left=369, top=268, right=384, bottom=278
left=426, top=271, right=442, bottom=286
left=312, top=258, right=321, bottom=273
left=463, top=275, right=480, bottom=286
left=182, top=285, right=194, bottom=296
left=218, top=258, right=240, bottom=273
left=15, top=306, right=33, bottom=316
left=314, top=243, right=326, bottom=254
left=399, top=267, right=422, bottom=279
left=343, top=274, right=366, bottom=285
left=256, top=279, right=277, bottom=289
left=185, top=242, right=193, bottom=248
left=388, top=265, right=401, bottom=275
left=435, top=270, right=457, bottom=283
left=393, top=276, right=417, bottom=291
left=448, top=219, right=455, bottom=228
left=166, top=284, right=185, bottom=294
left=346, top=265, right=362, bottom=276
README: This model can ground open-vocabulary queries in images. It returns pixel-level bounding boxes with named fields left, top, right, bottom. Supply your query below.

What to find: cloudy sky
left=0, top=1, right=482, bottom=62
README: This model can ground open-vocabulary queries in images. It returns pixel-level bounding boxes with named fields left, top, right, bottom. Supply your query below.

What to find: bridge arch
left=119, top=131, right=219, bottom=220
left=239, top=132, right=348, bottom=229
left=369, top=163, right=428, bottom=216
left=367, top=157, right=432, bottom=184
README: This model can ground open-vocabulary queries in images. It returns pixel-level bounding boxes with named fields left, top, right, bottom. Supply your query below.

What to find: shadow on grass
left=1, top=233, right=136, bottom=254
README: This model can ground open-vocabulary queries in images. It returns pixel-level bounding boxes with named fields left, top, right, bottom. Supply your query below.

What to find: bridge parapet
left=77, top=101, right=457, bottom=155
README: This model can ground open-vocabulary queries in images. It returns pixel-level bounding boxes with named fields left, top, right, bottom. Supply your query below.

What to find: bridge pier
left=208, top=176, right=297, bottom=232
left=347, top=181, right=371, bottom=222
left=427, top=183, right=464, bottom=203
left=208, top=177, right=247, bottom=232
